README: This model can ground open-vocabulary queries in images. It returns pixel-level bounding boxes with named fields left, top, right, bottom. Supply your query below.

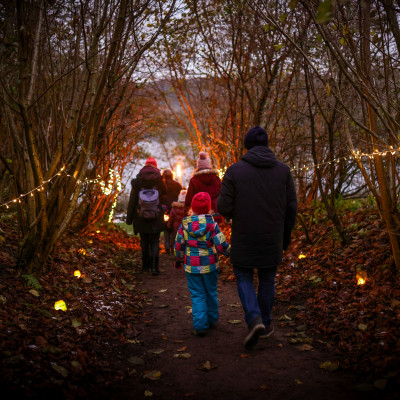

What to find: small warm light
left=356, top=271, right=367, bottom=285
left=74, top=270, right=81, bottom=278
left=54, top=300, right=67, bottom=311
left=78, top=248, right=86, bottom=255
left=298, top=254, right=306, bottom=259
left=164, top=214, right=169, bottom=222
left=177, top=164, right=182, bottom=178
left=96, top=230, right=100, bottom=234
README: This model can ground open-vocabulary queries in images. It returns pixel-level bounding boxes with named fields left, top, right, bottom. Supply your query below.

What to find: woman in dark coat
left=185, top=152, right=222, bottom=223
left=126, top=157, right=167, bottom=275
left=161, top=169, right=182, bottom=253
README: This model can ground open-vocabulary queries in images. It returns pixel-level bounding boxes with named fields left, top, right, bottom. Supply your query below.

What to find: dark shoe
left=192, top=329, right=208, bottom=337
left=244, top=317, right=265, bottom=349
left=259, top=324, right=274, bottom=339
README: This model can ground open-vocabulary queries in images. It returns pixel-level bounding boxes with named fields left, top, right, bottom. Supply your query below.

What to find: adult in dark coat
left=217, top=126, right=297, bottom=349
left=126, top=157, right=167, bottom=275
left=161, top=169, right=182, bottom=253
left=185, top=151, right=222, bottom=223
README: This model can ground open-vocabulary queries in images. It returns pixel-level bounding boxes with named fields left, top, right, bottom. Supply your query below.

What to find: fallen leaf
left=29, top=289, right=40, bottom=297
left=358, top=323, right=368, bottom=331
left=299, top=344, right=313, bottom=351
left=159, top=289, right=168, bottom=292
left=199, top=360, right=217, bottom=372
left=374, top=379, right=387, bottom=390
left=177, top=346, right=187, bottom=352
left=128, top=357, right=144, bottom=365
left=279, top=314, right=292, bottom=321
left=228, top=320, right=242, bottom=324
left=390, top=299, right=400, bottom=308
left=174, top=353, right=191, bottom=358
left=143, top=370, right=162, bottom=380
left=319, top=361, right=339, bottom=371
left=260, top=384, right=269, bottom=389
left=82, top=276, right=92, bottom=284
left=295, top=379, right=303, bottom=384
left=144, top=390, right=153, bottom=397
left=51, top=363, right=69, bottom=377
left=71, top=318, right=82, bottom=328
left=158, top=304, right=169, bottom=308
left=240, top=354, right=250, bottom=358
left=148, top=349, right=164, bottom=355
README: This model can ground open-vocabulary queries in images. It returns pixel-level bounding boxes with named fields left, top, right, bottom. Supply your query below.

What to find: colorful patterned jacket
left=174, top=214, right=230, bottom=274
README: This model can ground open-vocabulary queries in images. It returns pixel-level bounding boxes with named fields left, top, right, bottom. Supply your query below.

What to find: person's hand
left=175, top=260, right=183, bottom=270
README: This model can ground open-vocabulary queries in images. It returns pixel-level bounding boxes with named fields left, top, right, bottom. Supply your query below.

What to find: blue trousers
left=186, top=270, right=219, bottom=331
left=233, top=266, right=277, bottom=328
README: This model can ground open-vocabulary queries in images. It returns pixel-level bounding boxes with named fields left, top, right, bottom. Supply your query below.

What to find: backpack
left=138, top=188, right=159, bottom=219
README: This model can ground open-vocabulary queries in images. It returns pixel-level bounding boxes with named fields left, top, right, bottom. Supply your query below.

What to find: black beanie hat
left=244, top=126, right=268, bottom=150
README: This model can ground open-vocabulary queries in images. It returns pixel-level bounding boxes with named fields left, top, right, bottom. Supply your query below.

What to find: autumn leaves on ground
left=1, top=202, right=400, bottom=400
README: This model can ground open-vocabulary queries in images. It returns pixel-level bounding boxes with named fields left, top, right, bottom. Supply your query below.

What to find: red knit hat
left=191, top=192, right=211, bottom=215
left=145, top=157, right=157, bottom=168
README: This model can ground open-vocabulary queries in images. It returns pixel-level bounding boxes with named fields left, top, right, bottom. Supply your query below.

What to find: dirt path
left=94, top=252, right=380, bottom=400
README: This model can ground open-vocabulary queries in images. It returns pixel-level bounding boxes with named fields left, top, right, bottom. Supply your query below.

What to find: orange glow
left=356, top=271, right=367, bottom=285
left=164, top=214, right=169, bottom=222
left=78, top=248, right=86, bottom=255
left=96, top=230, right=100, bottom=233
left=177, top=164, right=182, bottom=178
left=74, top=270, right=81, bottom=278
left=298, top=254, right=306, bottom=259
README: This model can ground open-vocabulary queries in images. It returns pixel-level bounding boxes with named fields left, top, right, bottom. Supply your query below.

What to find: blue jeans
left=233, top=266, right=277, bottom=328
left=186, top=270, right=219, bottom=331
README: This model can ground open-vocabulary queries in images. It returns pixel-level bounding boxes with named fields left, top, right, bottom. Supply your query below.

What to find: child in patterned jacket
left=174, top=191, right=230, bottom=336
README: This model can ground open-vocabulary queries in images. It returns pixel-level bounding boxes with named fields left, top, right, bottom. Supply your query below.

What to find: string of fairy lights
left=0, top=146, right=398, bottom=216
left=0, top=167, right=122, bottom=222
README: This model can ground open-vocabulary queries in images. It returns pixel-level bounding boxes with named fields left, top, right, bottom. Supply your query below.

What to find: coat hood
left=191, top=168, right=219, bottom=185
left=241, top=146, right=277, bottom=168
left=182, top=214, right=214, bottom=238
left=136, top=165, right=161, bottom=181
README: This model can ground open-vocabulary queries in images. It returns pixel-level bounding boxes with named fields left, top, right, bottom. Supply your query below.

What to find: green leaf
left=22, top=274, right=42, bottom=290
left=279, top=14, right=287, bottom=23
left=340, top=37, right=346, bottom=45
left=316, top=0, right=335, bottom=25
left=319, top=361, right=339, bottom=371
left=274, top=43, right=284, bottom=50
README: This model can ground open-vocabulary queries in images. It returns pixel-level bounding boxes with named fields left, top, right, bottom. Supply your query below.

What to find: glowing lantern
left=164, top=214, right=169, bottom=222
left=96, top=230, right=100, bottom=234
left=298, top=254, right=306, bottom=259
left=54, top=300, right=67, bottom=311
left=356, top=271, right=367, bottom=285
left=74, top=270, right=81, bottom=278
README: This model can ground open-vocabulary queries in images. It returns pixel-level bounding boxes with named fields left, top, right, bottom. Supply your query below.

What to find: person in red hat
left=127, top=157, right=167, bottom=275
left=174, top=192, right=230, bottom=337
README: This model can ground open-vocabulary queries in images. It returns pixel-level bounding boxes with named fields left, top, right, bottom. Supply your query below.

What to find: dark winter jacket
left=185, top=168, right=222, bottom=223
left=126, top=165, right=167, bottom=234
left=167, top=201, right=185, bottom=234
left=161, top=178, right=182, bottom=212
left=217, top=146, right=297, bottom=268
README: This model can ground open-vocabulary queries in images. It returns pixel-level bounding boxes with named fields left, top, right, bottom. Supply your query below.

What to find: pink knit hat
left=197, top=151, right=211, bottom=170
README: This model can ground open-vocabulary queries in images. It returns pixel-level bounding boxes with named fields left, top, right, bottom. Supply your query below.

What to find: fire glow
left=164, top=214, right=169, bottom=222
left=356, top=271, right=367, bottom=285
left=74, top=270, right=82, bottom=278
left=298, top=254, right=306, bottom=259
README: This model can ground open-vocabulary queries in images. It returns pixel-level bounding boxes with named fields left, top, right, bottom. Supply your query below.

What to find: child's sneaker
left=259, top=324, right=274, bottom=339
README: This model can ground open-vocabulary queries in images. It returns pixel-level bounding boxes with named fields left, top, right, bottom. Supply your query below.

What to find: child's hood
left=182, top=214, right=214, bottom=238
